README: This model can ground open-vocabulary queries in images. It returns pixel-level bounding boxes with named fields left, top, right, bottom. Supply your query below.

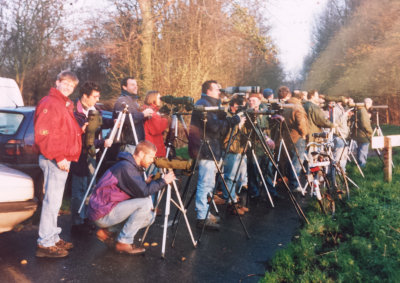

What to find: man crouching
left=87, top=140, right=175, bottom=255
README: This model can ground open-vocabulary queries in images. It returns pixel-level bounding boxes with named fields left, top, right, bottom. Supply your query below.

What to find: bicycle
left=304, top=135, right=350, bottom=215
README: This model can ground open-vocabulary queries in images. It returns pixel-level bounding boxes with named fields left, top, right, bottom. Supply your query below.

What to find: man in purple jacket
left=87, top=141, right=175, bottom=255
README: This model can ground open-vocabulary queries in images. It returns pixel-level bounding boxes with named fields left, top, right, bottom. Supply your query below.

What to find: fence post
left=383, top=136, right=392, bottom=183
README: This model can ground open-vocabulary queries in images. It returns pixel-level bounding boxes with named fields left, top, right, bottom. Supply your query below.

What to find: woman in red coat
left=142, top=91, right=169, bottom=157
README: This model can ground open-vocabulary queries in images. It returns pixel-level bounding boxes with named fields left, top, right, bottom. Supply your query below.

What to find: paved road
left=0, top=183, right=305, bottom=283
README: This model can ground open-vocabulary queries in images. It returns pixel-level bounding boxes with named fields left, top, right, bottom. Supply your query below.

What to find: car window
left=0, top=112, right=24, bottom=135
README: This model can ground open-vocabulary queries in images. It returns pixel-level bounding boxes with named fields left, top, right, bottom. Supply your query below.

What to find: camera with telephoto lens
left=220, top=86, right=261, bottom=94
left=245, top=108, right=281, bottom=116
left=154, top=157, right=193, bottom=173
left=160, top=95, right=194, bottom=112
left=86, top=110, right=103, bottom=157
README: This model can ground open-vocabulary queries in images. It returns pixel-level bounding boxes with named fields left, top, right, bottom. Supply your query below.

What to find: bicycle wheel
left=317, top=171, right=336, bottom=215
left=332, top=165, right=350, bottom=200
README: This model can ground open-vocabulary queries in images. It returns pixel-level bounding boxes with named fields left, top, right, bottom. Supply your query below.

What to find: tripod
left=140, top=111, right=197, bottom=258
left=140, top=167, right=197, bottom=258
left=171, top=107, right=250, bottom=243
left=78, top=104, right=142, bottom=214
left=243, top=110, right=309, bottom=224
left=271, top=118, right=308, bottom=194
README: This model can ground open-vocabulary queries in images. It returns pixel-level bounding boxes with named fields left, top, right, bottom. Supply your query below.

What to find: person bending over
left=87, top=141, right=175, bottom=255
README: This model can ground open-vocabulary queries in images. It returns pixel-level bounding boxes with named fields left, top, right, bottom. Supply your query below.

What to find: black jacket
left=188, top=94, right=239, bottom=160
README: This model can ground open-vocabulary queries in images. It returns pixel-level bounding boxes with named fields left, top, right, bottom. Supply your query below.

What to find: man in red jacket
left=34, top=70, right=83, bottom=258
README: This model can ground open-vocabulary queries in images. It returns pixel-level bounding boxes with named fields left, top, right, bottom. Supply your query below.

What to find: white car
left=0, top=164, right=37, bottom=233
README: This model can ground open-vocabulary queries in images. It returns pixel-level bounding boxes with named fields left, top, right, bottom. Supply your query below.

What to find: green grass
left=262, top=132, right=400, bottom=282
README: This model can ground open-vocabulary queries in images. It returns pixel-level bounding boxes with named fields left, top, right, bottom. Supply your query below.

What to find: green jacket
left=353, top=107, right=373, bottom=143
left=303, top=101, right=334, bottom=142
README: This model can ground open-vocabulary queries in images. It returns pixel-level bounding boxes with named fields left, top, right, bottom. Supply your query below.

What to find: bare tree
left=0, top=0, right=71, bottom=104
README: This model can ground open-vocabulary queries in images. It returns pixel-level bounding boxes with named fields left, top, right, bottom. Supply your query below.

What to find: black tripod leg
left=245, top=112, right=309, bottom=224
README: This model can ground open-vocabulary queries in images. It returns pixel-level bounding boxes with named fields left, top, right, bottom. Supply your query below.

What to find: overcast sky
left=265, top=0, right=329, bottom=76
left=71, top=0, right=328, bottom=77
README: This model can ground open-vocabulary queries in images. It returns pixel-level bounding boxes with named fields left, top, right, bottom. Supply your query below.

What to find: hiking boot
left=115, top=242, right=145, bottom=255
left=228, top=203, right=245, bottom=215
left=55, top=239, right=73, bottom=250
left=96, top=228, right=115, bottom=247
left=36, top=245, right=69, bottom=258
left=238, top=204, right=249, bottom=212
left=196, top=219, right=220, bottom=231
left=213, top=195, right=225, bottom=205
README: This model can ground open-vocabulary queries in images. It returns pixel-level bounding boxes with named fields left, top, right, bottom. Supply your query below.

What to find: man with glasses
left=87, top=141, right=175, bottom=255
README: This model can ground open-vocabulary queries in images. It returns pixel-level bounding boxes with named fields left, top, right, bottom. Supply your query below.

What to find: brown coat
left=282, top=97, right=309, bottom=144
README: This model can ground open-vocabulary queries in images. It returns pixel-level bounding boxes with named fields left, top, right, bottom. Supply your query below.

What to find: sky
left=265, top=0, right=329, bottom=76
left=70, top=0, right=328, bottom=77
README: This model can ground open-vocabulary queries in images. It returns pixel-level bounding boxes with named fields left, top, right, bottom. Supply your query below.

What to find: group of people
left=33, top=71, right=374, bottom=258
left=34, top=71, right=174, bottom=257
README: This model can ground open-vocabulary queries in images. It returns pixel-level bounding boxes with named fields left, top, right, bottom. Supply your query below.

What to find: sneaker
left=96, top=228, right=115, bottom=248
left=115, top=242, right=145, bottom=255
left=196, top=219, right=220, bottom=231
left=36, top=245, right=68, bottom=258
left=55, top=239, right=73, bottom=250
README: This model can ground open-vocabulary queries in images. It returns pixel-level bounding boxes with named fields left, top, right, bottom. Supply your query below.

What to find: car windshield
left=0, top=112, right=24, bottom=135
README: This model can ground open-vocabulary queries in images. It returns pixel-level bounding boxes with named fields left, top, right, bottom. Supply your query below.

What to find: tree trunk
left=138, top=0, right=153, bottom=94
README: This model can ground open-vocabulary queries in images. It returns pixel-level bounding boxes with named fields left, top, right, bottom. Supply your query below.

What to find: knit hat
left=263, top=88, right=274, bottom=99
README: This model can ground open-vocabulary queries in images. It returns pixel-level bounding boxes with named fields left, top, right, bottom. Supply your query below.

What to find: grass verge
left=262, top=147, right=400, bottom=282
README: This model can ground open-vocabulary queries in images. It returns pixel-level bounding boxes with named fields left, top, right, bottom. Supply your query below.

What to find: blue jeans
left=196, top=159, right=217, bottom=220
left=71, top=174, right=90, bottom=225
left=237, top=155, right=247, bottom=188
left=357, top=142, right=370, bottom=168
left=37, top=155, right=69, bottom=247
left=289, top=138, right=306, bottom=189
left=333, top=137, right=348, bottom=171
left=222, top=153, right=242, bottom=202
left=95, top=197, right=154, bottom=244
left=329, top=137, right=348, bottom=186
